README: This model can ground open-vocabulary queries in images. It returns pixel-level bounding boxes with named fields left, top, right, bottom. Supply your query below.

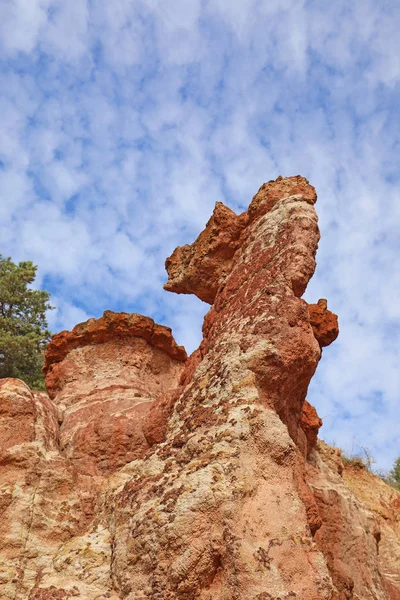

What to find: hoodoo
left=0, top=176, right=399, bottom=600
left=43, top=311, right=186, bottom=476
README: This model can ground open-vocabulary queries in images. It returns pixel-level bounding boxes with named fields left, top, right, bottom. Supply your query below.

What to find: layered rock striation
left=0, top=175, right=398, bottom=600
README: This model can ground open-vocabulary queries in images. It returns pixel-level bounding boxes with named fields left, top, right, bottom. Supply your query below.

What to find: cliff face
left=0, top=175, right=398, bottom=600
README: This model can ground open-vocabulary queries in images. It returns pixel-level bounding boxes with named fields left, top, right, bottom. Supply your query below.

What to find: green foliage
left=0, top=255, right=54, bottom=389
left=388, top=457, right=400, bottom=490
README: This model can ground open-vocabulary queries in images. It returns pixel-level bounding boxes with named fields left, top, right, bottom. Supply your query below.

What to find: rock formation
left=44, top=311, right=186, bottom=476
left=0, top=175, right=398, bottom=600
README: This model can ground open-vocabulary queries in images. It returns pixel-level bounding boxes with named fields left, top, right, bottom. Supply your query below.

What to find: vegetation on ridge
left=341, top=446, right=400, bottom=491
left=0, top=255, right=54, bottom=390
left=389, top=457, right=400, bottom=490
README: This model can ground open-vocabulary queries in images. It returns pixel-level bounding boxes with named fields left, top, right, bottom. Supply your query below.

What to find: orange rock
left=0, top=379, right=37, bottom=451
left=164, top=201, right=248, bottom=303
left=165, top=175, right=320, bottom=307
left=308, top=298, right=339, bottom=347
left=117, top=175, right=334, bottom=599
left=44, top=311, right=186, bottom=476
left=2, top=175, right=399, bottom=600
left=142, top=390, right=178, bottom=446
left=296, top=468, right=323, bottom=534
left=306, top=441, right=400, bottom=600
left=247, top=174, right=317, bottom=223
left=300, top=399, right=323, bottom=456
left=0, top=380, right=101, bottom=600
left=0, top=379, right=60, bottom=454
left=44, top=310, right=186, bottom=378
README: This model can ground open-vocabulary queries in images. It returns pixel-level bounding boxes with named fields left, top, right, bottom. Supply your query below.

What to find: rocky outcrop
left=164, top=202, right=248, bottom=304
left=0, top=175, right=398, bottom=600
left=44, top=310, right=186, bottom=385
left=44, top=311, right=186, bottom=476
left=306, top=442, right=400, bottom=600
left=0, top=379, right=102, bottom=600
left=342, top=461, right=400, bottom=598
left=109, top=174, right=333, bottom=599
left=308, top=299, right=339, bottom=348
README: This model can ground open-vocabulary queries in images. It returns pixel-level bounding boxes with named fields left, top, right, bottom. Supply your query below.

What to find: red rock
left=45, top=311, right=186, bottom=476
left=164, top=201, right=248, bottom=303
left=1, top=175, right=399, bottom=600
left=112, top=175, right=331, bottom=599
left=247, top=174, right=317, bottom=222
left=165, top=175, right=320, bottom=309
left=296, top=469, right=323, bottom=534
left=0, top=379, right=59, bottom=454
left=0, top=379, right=37, bottom=451
left=300, top=399, right=323, bottom=456
left=308, top=298, right=339, bottom=347
left=0, top=380, right=102, bottom=600
left=306, top=441, right=398, bottom=600
left=44, top=310, right=186, bottom=380
left=142, top=389, right=178, bottom=446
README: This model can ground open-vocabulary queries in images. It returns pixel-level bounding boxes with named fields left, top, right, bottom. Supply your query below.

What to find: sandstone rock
left=0, top=381, right=102, bottom=600
left=0, top=379, right=37, bottom=451
left=164, top=202, right=248, bottom=304
left=108, top=175, right=332, bottom=599
left=0, top=312, right=186, bottom=598
left=342, top=457, right=400, bottom=598
left=1, top=175, right=399, bottom=600
left=44, top=310, right=186, bottom=476
left=247, top=174, right=317, bottom=223
left=300, top=399, right=323, bottom=456
left=44, top=310, right=186, bottom=391
left=308, top=299, right=339, bottom=347
left=306, top=441, right=400, bottom=600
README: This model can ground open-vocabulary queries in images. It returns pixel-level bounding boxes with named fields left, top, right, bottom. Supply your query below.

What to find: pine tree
left=0, top=255, right=54, bottom=389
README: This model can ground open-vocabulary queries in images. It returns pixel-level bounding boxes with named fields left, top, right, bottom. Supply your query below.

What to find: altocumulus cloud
left=0, top=0, right=399, bottom=469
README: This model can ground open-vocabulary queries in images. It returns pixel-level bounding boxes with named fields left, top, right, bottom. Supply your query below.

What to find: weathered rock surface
left=164, top=202, right=248, bottom=304
left=0, top=175, right=399, bottom=599
left=342, top=460, right=400, bottom=599
left=44, top=311, right=186, bottom=476
left=307, top=442, right=400, bottom=600
left=0, top=379, right=103, bottom=600
left=308, top=299, right=339, bottom=348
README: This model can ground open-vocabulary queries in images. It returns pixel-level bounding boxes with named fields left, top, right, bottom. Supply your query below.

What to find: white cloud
left=47, top=295, right=91, bottom=333
left=0, top=0, right=51, bottom=54
left=0, top=0, right=399, bottom=469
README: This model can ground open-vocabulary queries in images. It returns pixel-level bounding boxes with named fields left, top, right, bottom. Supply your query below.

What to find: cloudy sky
left=1, top=0, right=399, bottom=470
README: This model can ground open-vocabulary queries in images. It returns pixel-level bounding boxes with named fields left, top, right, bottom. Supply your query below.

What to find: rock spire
left=0, top=176, right=398, bottom=600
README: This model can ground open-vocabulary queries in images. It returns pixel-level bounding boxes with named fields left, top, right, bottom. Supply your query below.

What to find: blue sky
left=0, top=0, right=399, bottom=470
